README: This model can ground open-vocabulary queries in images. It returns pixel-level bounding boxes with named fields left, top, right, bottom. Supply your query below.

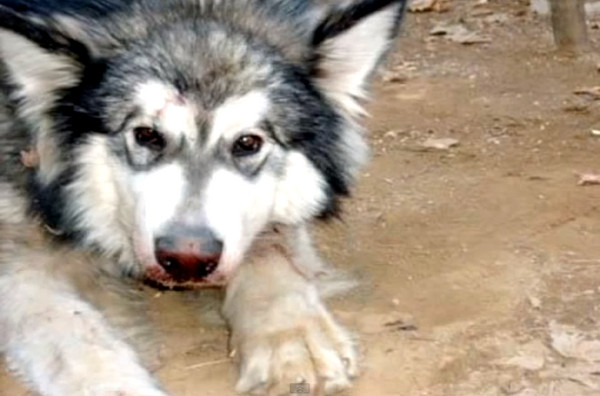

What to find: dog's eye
left=232, top=134, right=263, bottom=157
left=134, top=127, right=166, bottom=151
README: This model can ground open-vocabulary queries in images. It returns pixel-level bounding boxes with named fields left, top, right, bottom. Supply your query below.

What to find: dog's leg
left=223, top=229, right=358, bottom=395
left=0, top=254, right=166, bottom=396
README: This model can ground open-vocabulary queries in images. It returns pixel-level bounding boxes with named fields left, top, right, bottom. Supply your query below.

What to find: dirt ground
left=4, top=1, right=600, bottom=395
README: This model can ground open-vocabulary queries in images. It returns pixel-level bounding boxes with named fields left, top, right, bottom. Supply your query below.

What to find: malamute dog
left=0, top=0, right=406, bottom=394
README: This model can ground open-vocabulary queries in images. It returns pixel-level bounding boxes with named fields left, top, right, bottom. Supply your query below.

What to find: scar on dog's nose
left=154, top=230, right=223, bottom=280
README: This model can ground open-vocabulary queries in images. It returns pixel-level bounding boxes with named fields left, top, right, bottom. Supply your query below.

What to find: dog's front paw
left=65, top=376, right=167, bottom=396
left=231, top=292, right=358, bottom=395
left=96, top=384, right=167, bottom=396
left=105, top=390, right=166, bottom=396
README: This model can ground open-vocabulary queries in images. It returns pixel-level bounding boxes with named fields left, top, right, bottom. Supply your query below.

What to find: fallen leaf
left=550, top=322, right=600, bottom=362
left=528, top=295, right=541, bottom=309
left=577, top=173, right=600, bottom=186
left=20, top=148, right=39, bottom=168
left=562, top=101, right=590, bottom=113
left=356, top=312, right=416, bottom=334
left=541, top=365, right=600, bottom=391
left=430, top=23, right=490, bottom=44
left=574, top=86, right=600, bottom=101
left=409, top=0, right=451, bottom=13
left=384, top=319, right=419, bottom=332
left=383, top=130, right=399, bottom=139
left=494, top=340, right=547, bottom=371
left=530, top=0, right=551, bottom=15
left=483, top=13, right=510, bottom=24
left=381, top=69, right=408, bottom=83
left=500, top=355, right=545, bottom=371
left=430, top=23, right=454, bottom=36
left=470, top=8, right=494, bottom=17
left=421, top=137, right=460, bottom=150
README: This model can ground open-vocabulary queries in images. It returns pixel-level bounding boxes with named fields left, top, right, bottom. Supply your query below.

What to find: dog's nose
left=154, top=228, right=223, bottom=281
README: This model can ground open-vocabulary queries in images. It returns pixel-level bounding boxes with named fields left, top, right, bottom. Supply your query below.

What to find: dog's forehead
left=134, top=80, right=271, bottom=147
left=208, top=90, right=270, bottom=147
left=135, top=81, right=197, bottom=142
left=136, top=82, right=181, bottom=114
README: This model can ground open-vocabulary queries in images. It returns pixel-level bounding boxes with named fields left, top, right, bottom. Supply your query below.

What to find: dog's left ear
left=310, top=0, right=406, bottom=116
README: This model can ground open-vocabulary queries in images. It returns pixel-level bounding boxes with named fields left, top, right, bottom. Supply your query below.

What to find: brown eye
left=134, top=127, right=166, bottom=151
left=232, top=134, right=263, bottom=157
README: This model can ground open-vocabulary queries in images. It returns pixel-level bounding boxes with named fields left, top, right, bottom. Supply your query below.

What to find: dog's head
left=0, top=0, right=405, bottom=287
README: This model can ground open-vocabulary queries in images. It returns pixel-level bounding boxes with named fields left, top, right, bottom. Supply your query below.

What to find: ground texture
left=3, top=1, right=600, bottom=395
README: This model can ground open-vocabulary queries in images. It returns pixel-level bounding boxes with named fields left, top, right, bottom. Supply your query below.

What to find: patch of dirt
left=4, top=1, right=600, bottom=395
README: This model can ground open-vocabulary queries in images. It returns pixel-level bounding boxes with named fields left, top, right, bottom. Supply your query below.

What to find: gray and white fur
left=0, top=0, right=406, bottom=394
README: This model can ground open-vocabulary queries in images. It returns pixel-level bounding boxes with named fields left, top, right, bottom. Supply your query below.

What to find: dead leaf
left=574, top=86, right=600, bottom=101
left=541, top=364, right=600, bottom=391
left=430, top=23, right=490, bottom=45
left=550, top=322, right=600, bottom=362
left=421, top=137, right=460, bottom=150
left=483, top=13, right=510, bottom=24
left=381, top=70, right=408, bottom=84
left=577, top=173, right=600, bottom=186
left=384, top=319, right=418, bottom=332
left=409, top=0, right=451, bottom=13
left=356, top=312, right=416, bottom=334
left=430, top=23, right=454, bottom=36
left=20, top=148, right=39, bottom=168
left=470, top=8, right=494, bottom=17
left=494, top=340, right=547, bottom=371
left=383, top=130, right=399, bottom=139
left=562, top=100, right=590, bottom=113
left=527, top=295, right=541, bottom=309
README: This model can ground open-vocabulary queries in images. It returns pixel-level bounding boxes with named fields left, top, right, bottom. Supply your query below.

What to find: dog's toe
left=234, top=312, right=357, bottom=395
left=235, top=341, right=272, bottom=394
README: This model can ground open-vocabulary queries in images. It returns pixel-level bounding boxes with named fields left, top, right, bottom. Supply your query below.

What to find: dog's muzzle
left=153, top=226, right=223, bottom=283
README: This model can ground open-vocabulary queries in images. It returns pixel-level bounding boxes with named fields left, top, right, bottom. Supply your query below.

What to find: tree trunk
left=549, top=0, right=589, bottom=54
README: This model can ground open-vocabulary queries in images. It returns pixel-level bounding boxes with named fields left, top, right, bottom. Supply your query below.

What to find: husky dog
left=0, top=0, right=406, bottom=394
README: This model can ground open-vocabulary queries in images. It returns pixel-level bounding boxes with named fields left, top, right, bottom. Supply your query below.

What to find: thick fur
left=0, top=0, right=406, bottom=394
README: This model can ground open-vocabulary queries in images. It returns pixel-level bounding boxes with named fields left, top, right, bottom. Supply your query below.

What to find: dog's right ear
left=0, top=6, right=103, bottom=115
left=0, top=6, right=115, bottom=183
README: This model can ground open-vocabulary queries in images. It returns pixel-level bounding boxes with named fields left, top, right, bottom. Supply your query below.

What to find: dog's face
left=0, top=0, right=405, bottom=287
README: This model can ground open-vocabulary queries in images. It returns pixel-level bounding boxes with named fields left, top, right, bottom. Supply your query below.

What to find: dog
left=0, top=0, right=406, bottom=394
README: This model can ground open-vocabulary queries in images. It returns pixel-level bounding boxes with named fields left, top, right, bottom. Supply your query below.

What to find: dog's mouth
left=143, top=264, right=229, bottom=290
left=140, top=249, right=235, bottom=289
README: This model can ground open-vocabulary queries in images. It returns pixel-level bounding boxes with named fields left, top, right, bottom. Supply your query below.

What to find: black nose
left=154, top=227, right=223, bottom=281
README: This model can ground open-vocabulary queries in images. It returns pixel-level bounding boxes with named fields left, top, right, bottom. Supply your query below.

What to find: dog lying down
left=1, top=195, right=354, bottom=395
left=0, top=0, right=407, bottom=394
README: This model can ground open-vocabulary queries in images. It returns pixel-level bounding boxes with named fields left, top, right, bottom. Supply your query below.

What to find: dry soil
left=3, top=1, right=600, bottom=395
